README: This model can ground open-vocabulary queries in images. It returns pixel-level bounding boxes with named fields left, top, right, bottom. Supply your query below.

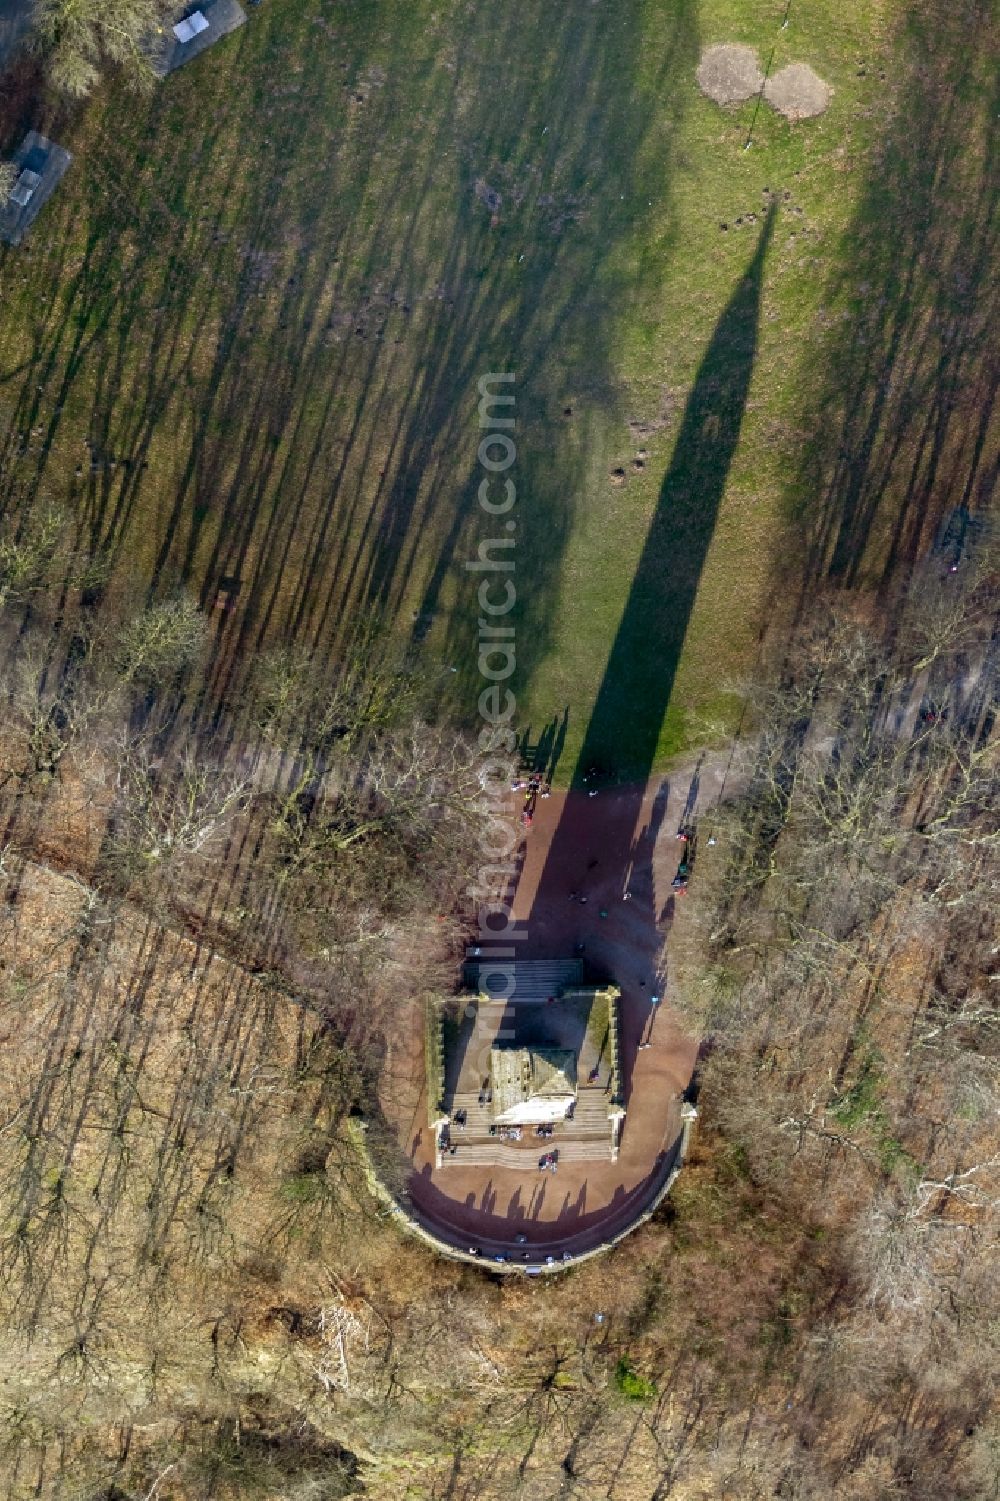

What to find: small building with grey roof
left=0, top=132, right=72, bottom=248
left=150, top=0, right=246, bottom=77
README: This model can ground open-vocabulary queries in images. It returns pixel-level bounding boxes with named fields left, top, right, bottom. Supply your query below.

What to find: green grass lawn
left=0, top=0, right=992, bottom=782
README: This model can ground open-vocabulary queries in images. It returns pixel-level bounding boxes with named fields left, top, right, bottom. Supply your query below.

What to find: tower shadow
left=571, top=201, right=775, bottom=790
left=521, top=204, right=775, bottom=1013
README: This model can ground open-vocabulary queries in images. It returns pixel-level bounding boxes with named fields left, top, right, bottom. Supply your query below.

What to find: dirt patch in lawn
left=765, top=63, right=832, bottom=120
left=696, top=44, right=763, bottom=107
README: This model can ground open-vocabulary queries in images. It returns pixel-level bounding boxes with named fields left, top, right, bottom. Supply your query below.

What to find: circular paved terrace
left=378, top=761, right=721, bottom=1265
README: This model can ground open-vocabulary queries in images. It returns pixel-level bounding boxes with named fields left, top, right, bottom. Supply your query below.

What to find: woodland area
left=0, top=0, right=996, bottom=1489
left=0, top=491, right=995, bottom=1499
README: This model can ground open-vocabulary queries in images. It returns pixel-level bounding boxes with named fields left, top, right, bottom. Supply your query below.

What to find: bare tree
left=113, top=596, right=208, bottom=688
left=108, top=737, right=249, bottom=874
left=30, top=0, right=177, bottom=98
left=0, top=503, right=70, bottom=612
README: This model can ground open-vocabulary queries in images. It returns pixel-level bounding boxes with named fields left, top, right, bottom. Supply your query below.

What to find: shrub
left=614, top=1356, right=657, bottom=1401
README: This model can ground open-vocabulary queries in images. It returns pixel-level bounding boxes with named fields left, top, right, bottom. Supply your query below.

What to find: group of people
left=511, top=772, right=551, bottom=793
left=513, top=770, right=552, bottom=828
left=538, top=1150, right=559, bottom=1172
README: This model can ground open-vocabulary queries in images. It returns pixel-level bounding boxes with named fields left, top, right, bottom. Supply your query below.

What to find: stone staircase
left=462, top=957, right=584, bottom=1003
left=447, top=1092, right=495, bottom=1136
left=440, top=1132, right=614, bottom=1168
left=570, top=1089, right=618, bottom=1138
left=441, top=1086, right=615, bottom=1165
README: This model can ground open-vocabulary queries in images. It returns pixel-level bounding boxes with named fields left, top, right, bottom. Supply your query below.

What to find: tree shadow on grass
left=717, top=0, right=1000, bottom=908
left=0, top=0, right=700, bottom=746
left=793, top=0, right=998, bottom=594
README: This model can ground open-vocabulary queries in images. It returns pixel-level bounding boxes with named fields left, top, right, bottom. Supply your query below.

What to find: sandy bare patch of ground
left=764, top=63, right=832, bottom=119
left=696, top=44, right=763, bottom=107
left=474, top=177, right=502, bottom=212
